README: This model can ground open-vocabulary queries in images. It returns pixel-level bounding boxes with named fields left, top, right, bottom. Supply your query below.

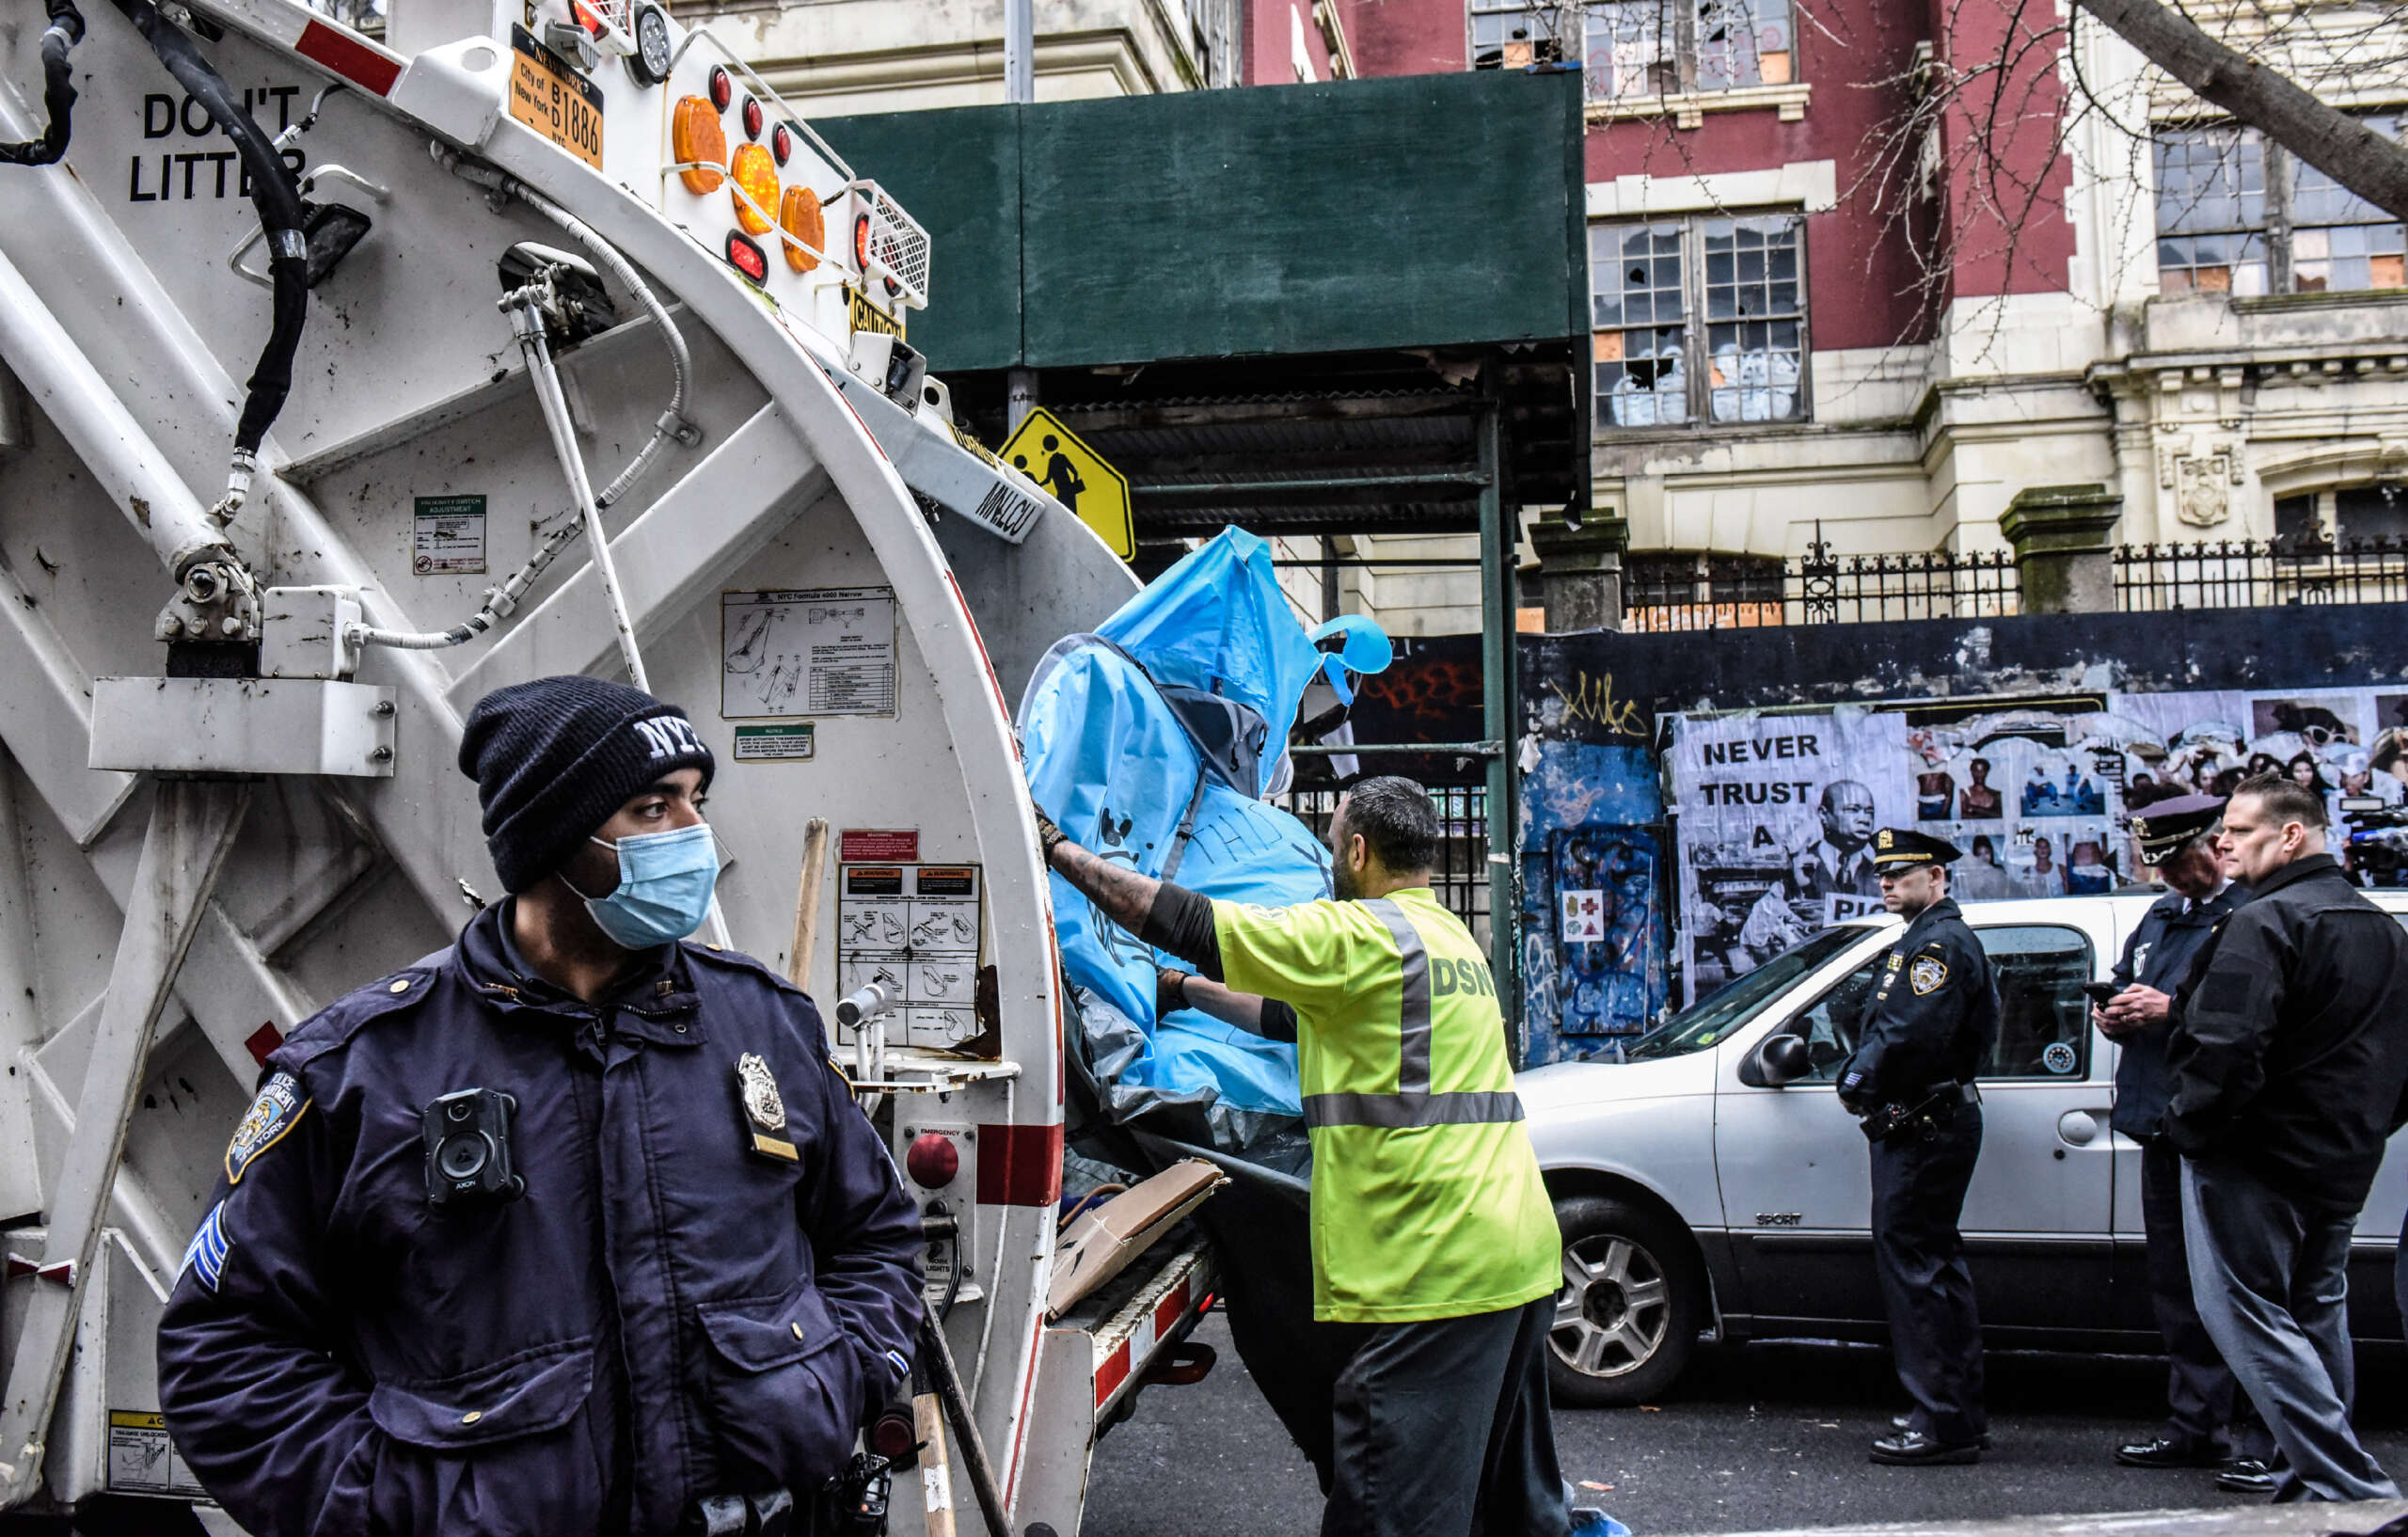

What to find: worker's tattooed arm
left=1036, top=802, right=1222, bottom=979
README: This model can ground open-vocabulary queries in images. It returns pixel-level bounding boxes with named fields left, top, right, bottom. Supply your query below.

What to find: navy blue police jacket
left=156, top=901, right=924, bottom=1537
left=2104, top=881, right=2247, bottom=1141
left=1838, top=898, right=1999, bottom=1111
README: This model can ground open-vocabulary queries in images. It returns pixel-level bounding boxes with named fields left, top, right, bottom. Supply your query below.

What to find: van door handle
left=2057, top=1110, right=2100, bottom=1146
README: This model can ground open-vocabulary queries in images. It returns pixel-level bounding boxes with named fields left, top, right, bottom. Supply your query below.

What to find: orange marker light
left=729, top=141, right=777, bottom=236
left=780, top=185, right=824, bottom=273
left=672, top=97, right=726, bottom=195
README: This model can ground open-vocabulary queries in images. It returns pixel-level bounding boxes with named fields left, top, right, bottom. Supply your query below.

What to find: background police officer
left=1038, top=775, right=1578, bottom=1537
left=2093, top=795, right=2273, bottom=1493
left=1839, top=830, right=1998, bottom=1466
left=2165, top=774, right=2408, bottom=1502
left=158, top=676, right=924, bottom=1537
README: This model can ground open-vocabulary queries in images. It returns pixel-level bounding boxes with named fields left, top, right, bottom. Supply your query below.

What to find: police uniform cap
left=1870, top=828, right=1960, bottom=868
left=2129, top=792, right=2224, bottom=866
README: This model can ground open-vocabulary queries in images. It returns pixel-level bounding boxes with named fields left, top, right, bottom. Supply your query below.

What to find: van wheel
left=1545, top=1195, right=1699, bottom=1407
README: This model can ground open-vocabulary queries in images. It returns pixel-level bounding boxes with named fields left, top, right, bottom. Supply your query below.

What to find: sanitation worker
left=157, top=676, right=923, bottom=1537
left=1838, top=829, right=1997, bottom=1466
left=1039, top=774, right=1575, bottom=1537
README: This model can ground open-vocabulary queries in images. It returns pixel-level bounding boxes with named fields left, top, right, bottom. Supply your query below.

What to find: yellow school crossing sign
left=1000, top=407, right=1133, bottom=561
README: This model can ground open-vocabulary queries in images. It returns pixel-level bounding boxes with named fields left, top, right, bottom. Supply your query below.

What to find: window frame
left=1467, top=0, right=1799, bottom=104
left=1591, top=211, right=1814, bottom=432
left=2154, top=117, right=2408, bottom=299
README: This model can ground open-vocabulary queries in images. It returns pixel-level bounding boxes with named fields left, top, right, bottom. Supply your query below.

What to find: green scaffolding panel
left=814, top=69, right=1585, bottom=373
left=814, top=104, right=1024, bottom=372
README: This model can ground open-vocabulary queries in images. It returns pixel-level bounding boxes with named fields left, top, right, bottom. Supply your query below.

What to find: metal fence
left=1270, top=784, right=1493, bottom=943
left=1616, top=536, right=2408, bottom=629
left=2114, top=537, right=2408, bottom=610
left=1621, top=541, right=2020, bottom=630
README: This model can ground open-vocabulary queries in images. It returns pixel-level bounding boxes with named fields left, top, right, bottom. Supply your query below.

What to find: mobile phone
left=2082, top=982, right=2121, bottom=1007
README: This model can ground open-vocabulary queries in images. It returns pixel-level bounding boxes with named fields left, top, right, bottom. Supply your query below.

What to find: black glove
left=1155, top=966, right=1194, bottom=1019
left=1032, top=799, right=1069, bottom=861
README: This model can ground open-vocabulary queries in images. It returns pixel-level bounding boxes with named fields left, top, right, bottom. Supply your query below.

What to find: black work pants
left=1870, top=1103, right=1987, bottom=1446
left=2140, top=1137, right=2270, bottom=1459
left=1321, top=1295, right=1568, bottom=1537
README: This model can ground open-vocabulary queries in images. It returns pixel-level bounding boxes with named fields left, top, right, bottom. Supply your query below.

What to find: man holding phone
left=2092, top=794, right=2271, bottom=1492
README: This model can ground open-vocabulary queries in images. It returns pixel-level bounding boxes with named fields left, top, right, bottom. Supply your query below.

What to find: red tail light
left=724, top=230, right=768, bottom=284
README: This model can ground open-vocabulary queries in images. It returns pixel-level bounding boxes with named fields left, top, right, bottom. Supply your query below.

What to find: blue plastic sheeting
left=1021, top=531, right=1378, bottom=1119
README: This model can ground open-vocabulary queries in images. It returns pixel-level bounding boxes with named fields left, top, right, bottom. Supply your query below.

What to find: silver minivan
left=1516, top=892, right=2408, bottom=1406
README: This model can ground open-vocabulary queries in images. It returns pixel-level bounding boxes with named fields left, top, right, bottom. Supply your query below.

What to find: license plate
left=508, top=24, right=603, bottom=170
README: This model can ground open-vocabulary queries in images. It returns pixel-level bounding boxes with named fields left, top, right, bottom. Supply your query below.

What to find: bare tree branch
left=2072, top=0, right=2408, bottom=219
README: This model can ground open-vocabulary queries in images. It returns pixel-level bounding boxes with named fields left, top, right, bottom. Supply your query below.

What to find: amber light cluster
left=667, top=65, right=828, bottom=282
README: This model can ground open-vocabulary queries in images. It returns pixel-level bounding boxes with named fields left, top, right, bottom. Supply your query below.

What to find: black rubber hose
left=111, top=0, right=307, bottom=456
left=0, top=0, right=87, bottom=166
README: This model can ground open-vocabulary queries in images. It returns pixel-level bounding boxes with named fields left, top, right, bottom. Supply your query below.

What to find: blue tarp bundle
left=1020, top=530, right=1380, bottom=1123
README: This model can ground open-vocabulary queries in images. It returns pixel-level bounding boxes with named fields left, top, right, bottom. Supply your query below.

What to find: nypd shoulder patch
left=225, top=1071, right=309, bottom=1185
left=181, top=1202, right=230, bottom=1292
left=1909, top=955, right=1948, bottom=995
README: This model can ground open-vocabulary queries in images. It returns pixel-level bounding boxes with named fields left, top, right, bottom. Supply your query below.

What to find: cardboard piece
left=1047, top=1159, right=1228, bottom=1320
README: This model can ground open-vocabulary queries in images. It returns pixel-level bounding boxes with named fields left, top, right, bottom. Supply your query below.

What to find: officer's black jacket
left=2105, top=882, right=2248, bottom=1141
left=1839, top=897, right=2000, bottom=1109
left=2167, top=853, right=2408, bottom=1212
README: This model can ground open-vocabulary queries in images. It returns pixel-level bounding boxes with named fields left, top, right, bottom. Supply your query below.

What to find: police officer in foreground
left=1038, top=775, right=1580, bottom=1537
left=1839, top=830, right=1998, bottom=1466
left=158, top=676, right=924, bottom=1537
left=2093, top=795, right=2273, bottom=1493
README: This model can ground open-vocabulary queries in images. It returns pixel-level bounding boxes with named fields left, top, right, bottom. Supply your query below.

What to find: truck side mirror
left=1742, top=1032, right=1812, bottom=1088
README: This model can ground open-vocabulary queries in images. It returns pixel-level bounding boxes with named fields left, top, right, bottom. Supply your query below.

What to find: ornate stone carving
left=2175, top=451, right=2233, bottom=527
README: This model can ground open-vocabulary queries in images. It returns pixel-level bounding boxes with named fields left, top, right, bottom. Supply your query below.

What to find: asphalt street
left=1085, top=1314, right=2408, bottom=1536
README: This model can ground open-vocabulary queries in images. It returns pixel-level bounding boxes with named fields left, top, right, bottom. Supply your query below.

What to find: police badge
left=1909, top=955, right=1948, bottom=995
left=737, top=1053, right=797, bottom=1163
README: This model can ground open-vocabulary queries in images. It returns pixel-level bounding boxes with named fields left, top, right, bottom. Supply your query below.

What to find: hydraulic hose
left=355, top=150, right=701, bottom=658
left=0, top=0, right=85, bottom=166
left=434, top=143, right=693, bottom=508
left=112, top=0, right=308, bottom=520
left=348, top=518, right=584, bottom=650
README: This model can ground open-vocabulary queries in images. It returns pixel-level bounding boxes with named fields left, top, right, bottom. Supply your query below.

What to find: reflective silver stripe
left=1361, top=897, right=1431, bottom=1093
left=1302, top=1091, right=1528, bottom=1130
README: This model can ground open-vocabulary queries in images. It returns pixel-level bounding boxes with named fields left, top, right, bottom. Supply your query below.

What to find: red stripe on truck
left=296, top=20, right=403, bottom=95
left=1152, top=1278, right=1190, bottom=1341
left=1093, top=1340, right=1130, bottom=1408
left=975, top=1121, right=1063, bottom=1207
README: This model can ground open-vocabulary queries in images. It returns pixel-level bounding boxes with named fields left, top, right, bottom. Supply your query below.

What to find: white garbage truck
left=0, top=0, right=1219, bottom=1527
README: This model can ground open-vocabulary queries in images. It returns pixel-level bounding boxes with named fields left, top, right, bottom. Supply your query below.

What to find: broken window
left=2155, top=119, right=2405, bottom=297
left=1469, top=0, right=1576, bottom=69
left=1593, top=214, right=1807, bottom=428
left=1476, top=0, right=1793, bottom=100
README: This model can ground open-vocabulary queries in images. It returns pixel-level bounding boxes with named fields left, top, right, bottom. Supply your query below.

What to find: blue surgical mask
left=575, top=823, right=721, bottom=949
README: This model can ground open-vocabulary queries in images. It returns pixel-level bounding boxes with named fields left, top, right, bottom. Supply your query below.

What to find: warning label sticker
left=413, top=495, right=488, bottom=575
left=107, top=1410, right=207, bottom=1498
left=733, top=723, right=816, bottom=762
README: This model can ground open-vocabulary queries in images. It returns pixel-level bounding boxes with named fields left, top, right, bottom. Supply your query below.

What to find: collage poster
left=1667, top=686, right=2408, bottom=997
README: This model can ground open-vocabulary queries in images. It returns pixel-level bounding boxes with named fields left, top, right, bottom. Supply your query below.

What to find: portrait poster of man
left=1667, top=710, right=1911, bottom=995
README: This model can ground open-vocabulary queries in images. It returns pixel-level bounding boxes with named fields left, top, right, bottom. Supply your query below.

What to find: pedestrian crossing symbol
left=999, top=406, right=1133, bottom=561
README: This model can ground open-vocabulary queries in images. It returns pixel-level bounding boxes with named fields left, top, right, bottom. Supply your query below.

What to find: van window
left=1775, top=923, right=2096, bottom=1083
left=1979, top=925, right=2095, bottom=1080
left=1789, top=954, right=1884, bottom=1081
